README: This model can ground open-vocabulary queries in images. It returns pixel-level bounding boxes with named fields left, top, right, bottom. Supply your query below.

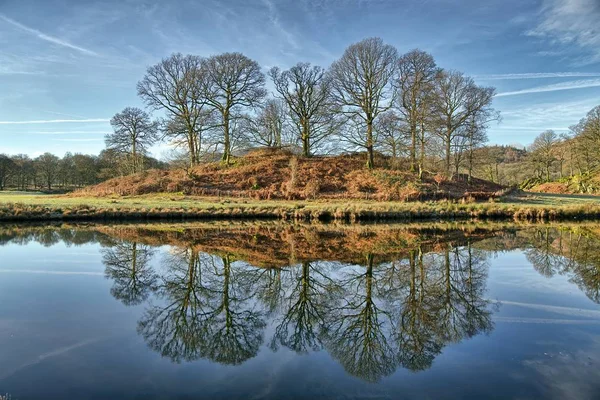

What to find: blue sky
left=1, top=0, right=599, bottom=158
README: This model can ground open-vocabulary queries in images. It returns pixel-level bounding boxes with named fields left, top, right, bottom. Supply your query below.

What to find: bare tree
left=137, top=53, right=207, bottom=167
left=578, top=106, right=600, bottom=170
left=396, top=49, right=439, bottom=172
left=374, top=111, right=409, bottom=159
left=203, top=52, right=266, bottom=164
left=0, top=154, right=15, bottom=190
left=329, top=37, right=398, bottom=168
left=430, top=70, right=496, bottom=175
left=530, top=130, right=558, bottom=182
left=106, top=107, right=159, bottom=173
left=35, top=153, right=60, bottom=191
left=162, top=109, right=219, bottom=164
left=463, top=115, right=489, bottom=182
left=270, top=63, right=334, bottom=156
left=242, top=98, right=289, bottom=148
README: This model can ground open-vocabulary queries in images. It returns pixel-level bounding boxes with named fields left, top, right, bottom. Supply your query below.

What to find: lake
left=1, top=222, right=600, bottom=399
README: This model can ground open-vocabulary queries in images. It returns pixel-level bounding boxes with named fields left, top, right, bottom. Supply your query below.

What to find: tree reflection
left=324, top=254, right=399, bottom=382
left=270, top=261, right=338, bottom=354
left=137, top=249, right=266, bottom=365
left=434, top=243, right=494, bottom=344
left=520, top=227, right=600, bottom=304
left=199, top=255, right=266, bottom=365
left=116, top=243, right=497, bottom=381
left=89, top=226, right=546, bottom=382
left=396, top=248, right=443, bottom=371
left=137, top=248, right=208, bottom=362
left=102, top=240, right=157, bottom=306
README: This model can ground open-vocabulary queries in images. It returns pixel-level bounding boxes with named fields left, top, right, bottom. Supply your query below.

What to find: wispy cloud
left=495, top=126, right=568, bottom=131
left=33, top=131, right=110, bottom=135
left=0, top=14, right=99, bottom=57
left=261, top=0, right=300, bottom=51
left=495, top=78, right=600, bottom=97
left=0, top=118, right=109, bottom=125
left=527, top=0, right=600, bottom=65
left=477, top=72, right=600, bottom=80
left=52, top=138, right=104, bottom=142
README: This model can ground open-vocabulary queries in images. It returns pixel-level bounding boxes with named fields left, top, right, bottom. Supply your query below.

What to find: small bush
left=304, top=179, right=321, bottom=199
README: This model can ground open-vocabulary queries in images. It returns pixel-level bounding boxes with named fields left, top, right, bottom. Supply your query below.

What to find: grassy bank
left=1, top=191, right=600, bottom=222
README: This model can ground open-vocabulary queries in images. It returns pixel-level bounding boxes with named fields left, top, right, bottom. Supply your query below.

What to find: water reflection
left=108, top=224, right=498, bottom=382
left=101, top=241, right=157, bottom=306
left=3, top=222, right=600, bottom=384
left=139, top=250, right=266, bottom=365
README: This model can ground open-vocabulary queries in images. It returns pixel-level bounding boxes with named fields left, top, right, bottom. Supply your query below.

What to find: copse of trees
left=0, top=151, right=166, bottom=192
left=2, top=37, right=513, bottom=192
left=461, top=104, right=600, bottom=189
left=523, top=105, right=600, bottom=185
left=111, top=37, right=499, bottom=174
left=9, top=37, right=600, bottom=194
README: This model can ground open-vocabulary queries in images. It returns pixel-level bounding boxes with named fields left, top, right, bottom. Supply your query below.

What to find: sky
left=1, top=0, right=599, bottom=158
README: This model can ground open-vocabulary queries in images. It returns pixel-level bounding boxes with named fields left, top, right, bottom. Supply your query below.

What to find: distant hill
left=76, top=148, right=506, bottom=201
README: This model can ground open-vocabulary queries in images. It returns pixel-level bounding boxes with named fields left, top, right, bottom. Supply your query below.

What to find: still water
left=1, top=222, right=600, bottom=399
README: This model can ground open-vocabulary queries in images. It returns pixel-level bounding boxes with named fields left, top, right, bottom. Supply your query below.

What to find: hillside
left=75, top=149, right=506, bottom=201
left=523, top=170, right=600, bottom=195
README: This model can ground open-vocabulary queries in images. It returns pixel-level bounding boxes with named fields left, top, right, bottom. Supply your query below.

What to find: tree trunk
left=468, top=149, right=473, bottom=184
left=410, top=122, right=417, bottom=172
left=495, top=163, right=499, bottom=184
left=301, top=119, right=310, bottom=157
left=366, top=120, right=374, bottom=169
left=222, top=109, right=231, bottom=165
left=187, top=127, right=197, bottom=168
left=559, top=160, right=563, bottom=178
left=419, top=124, right=426, bottom=180
left=132, top=140, right=137, bottom=173
left=445, top=132, right=451, bottom=176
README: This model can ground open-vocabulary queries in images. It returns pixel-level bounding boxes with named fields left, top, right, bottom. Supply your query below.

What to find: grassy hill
left=75, top=148, right=506, bottom=201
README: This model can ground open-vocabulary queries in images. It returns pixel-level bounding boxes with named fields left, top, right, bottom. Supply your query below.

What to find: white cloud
left=489, top=99, right=597, bottom=142
left=0, top=14, right=99, bottom=57
left=495, top=126, right=568, bottom=131
left=496, top=78, right=600, bottom=97
left=261, top=0, right=300, bottom=51
left=52, top=138, right=103, bottom=142
left=527, top=0, right=600, bottom=65
left=477, top=72, right=600, bottom=80
left=0, top=118, right=109, bottom=125
left=33, top=131, right=110, bottom=135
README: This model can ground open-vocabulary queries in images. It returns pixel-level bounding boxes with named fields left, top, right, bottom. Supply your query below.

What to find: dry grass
left=2, top=190, right=600, bottom=222
left=72, top=150, right=504, bottom=201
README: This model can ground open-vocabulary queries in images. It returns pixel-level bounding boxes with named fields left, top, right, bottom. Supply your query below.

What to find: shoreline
left=3, top=199, right=600, bottom=222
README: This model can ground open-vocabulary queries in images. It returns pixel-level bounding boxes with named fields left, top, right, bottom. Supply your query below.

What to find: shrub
left=285, top=157, right=299, bottom=197
left=304, top=179, right=321, bottom=199
left=433, top=173, right=446, bottom=189
left=248, top=176, right=260, bottom=190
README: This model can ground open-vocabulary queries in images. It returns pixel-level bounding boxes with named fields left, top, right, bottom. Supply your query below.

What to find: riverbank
left=1, top=191, right=600, bottom=222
